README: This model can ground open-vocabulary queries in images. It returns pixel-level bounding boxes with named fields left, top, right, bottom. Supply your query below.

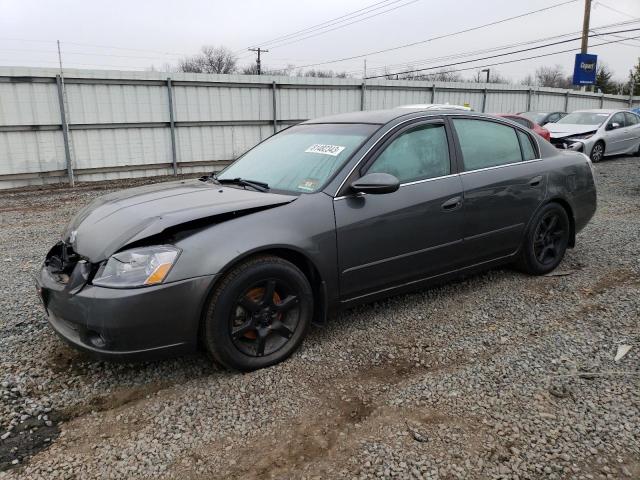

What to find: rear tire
left=590, top=141, right=605, bottom=163
left=517, top=203, right=570, bottom=276
left=202, top=255, right=313, bottom=371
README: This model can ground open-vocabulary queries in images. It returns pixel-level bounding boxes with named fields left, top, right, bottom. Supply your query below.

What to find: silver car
left=546, top=109, right=640, bottom=162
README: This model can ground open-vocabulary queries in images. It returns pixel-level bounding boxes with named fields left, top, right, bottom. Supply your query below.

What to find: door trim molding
left=342, top=238, right=463, bottom=275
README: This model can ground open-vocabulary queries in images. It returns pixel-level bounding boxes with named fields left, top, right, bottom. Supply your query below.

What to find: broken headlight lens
left=92, top=246, right=180, bottom=288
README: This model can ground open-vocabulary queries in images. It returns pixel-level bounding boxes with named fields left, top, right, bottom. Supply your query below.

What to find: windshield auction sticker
left=297, top=178, right=319, bottom=191
left=304, top=144, right=346, bottom=156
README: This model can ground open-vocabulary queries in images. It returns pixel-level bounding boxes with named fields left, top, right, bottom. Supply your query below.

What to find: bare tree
left=398, top=69, right=463, bottom=82
left=178, top=46, right=237, bottom=74
left=241, top=64, right=295, bottom=76
left=299, top=69, right=349, bottom=78
left=534, top=65, right=572, bottom=88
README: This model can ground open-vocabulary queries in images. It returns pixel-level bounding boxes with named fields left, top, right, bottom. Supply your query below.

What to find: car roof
left=573, top=109, right=618, bottom=114
left=303, top=108, right=485, bottom=125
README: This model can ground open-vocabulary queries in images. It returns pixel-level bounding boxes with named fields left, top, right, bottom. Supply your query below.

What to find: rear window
left=452, top=119, right=523, bottom=171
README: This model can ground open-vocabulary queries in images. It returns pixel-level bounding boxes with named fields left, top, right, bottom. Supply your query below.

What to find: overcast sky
left=0, top=0, right=638, bottom=82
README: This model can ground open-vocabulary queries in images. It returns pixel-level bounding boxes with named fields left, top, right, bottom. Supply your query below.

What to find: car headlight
left=92, top=246, right=180, bottom=288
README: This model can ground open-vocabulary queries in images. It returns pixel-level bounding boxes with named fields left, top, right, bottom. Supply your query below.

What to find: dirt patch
left=48, top=344, right=92, bottom=375
left=58, top=381, right=171, bottom=421
left=0, top=416, right=60, bottom=472
left=582, top=268, right=639, bottom=297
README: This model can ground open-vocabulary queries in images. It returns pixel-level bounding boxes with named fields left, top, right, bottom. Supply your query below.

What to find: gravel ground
left=0, top=155, right=638, bottom=479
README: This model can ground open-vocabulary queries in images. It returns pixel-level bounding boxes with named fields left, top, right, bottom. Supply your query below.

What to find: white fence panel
left=0, top=67, right=638, bottom=189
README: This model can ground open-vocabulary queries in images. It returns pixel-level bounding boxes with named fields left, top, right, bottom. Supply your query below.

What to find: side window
left=610, top=112, right=626, bottom=128
left=517, top=130, right=537, bottom=161
left=452, top=119, right=523, bottom=171
left=368, top=123, right=450, bottom=183
left=624, top=112, right=638, bottom=126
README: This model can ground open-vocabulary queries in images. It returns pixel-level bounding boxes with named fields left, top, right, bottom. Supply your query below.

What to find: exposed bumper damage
left=37, top=242, right=215, bottom=359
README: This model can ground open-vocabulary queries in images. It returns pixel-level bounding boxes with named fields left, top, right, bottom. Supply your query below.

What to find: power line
left=365, top=30, right=640, bottom=79
left=378, top=34, right=640, bottom=81
left=596, top=1, right=638, bottom=20
left=243, top=0, right=404, bottom=51
left=257, top=0, right=421, bottom=51
left=352, top=18, right=640, bottom=76
left=290, top=0, right=579, bottom=70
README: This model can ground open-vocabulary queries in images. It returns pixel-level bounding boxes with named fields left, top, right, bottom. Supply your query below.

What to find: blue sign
left=573, top=53, right=598, bottom=85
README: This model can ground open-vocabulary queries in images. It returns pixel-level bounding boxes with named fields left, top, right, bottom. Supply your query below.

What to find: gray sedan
left=37, top=108, right=597, bottom=371
left=546, top=109, right=640, bottom=162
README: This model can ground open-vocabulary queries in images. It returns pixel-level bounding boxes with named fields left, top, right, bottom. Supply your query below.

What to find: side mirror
left=607, top=122, right=621, bottom=131
left=350, top=172, right=400, bottom=195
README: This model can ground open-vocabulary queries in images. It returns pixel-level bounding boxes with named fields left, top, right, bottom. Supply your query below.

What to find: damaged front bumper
left=36, top=242, right=215, bottom=360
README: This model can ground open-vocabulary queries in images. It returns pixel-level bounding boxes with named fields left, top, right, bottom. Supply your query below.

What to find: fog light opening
left=87, top=331, right=107, bottom=349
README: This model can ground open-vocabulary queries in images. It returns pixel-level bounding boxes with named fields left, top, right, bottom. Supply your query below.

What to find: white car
left=545, top=109, right=640, bottom=162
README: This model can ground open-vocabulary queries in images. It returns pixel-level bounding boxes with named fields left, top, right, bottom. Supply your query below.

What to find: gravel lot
left=0, top=155, right=639, bottom=479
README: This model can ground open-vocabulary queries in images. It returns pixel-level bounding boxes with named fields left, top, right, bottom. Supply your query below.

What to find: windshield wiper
left=217, top=177, right=270, bottom=192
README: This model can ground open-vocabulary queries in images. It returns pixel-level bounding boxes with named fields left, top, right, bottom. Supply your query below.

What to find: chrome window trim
left=333, top=172, right=460, bottom=201
left=459, top=157, right=544, bottom=175
left=332, top=112, right=544, bottom=199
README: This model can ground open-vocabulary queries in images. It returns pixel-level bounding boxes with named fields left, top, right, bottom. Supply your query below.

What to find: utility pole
left=56, top=40, right=74, bottom=187
left=248, top=47, right=268, bottom=75
left=363, top=58, right=367, bottom=79
left=581, top=0, right=592, bottom=91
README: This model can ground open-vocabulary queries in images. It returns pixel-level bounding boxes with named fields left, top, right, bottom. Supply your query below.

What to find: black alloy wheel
left=231, top=279, right=300, bottom=358
left=517, top=202, right=570, bottom=275
left=533, top=212, right=565, bottom=266
left=203, top=255, right=313, bottom=371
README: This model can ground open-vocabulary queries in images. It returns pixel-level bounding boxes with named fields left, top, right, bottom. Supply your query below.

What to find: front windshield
left=218, top=123, right=377, bottom=193
left=520, top=112, right=546, bottom=124
left=557, top=112, right=610, bottom=126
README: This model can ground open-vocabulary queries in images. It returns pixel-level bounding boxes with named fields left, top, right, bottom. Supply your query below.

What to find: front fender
left=165, top=192, right=339, bottom=303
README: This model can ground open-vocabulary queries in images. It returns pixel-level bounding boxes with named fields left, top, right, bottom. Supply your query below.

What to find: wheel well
left=214, top=248, right=327, bottom=325
left=548, top=198, right=576, bottom=247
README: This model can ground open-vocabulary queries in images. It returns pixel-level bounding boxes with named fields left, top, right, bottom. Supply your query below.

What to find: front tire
left=590, top=141, right=605, bottom=163
left=202, top=255, right=313, bottom=371
left=517, top=203, right=570, bottom=275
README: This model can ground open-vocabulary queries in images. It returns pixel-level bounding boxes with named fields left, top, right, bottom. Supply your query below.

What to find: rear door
left=623, top=112, right=640, bottom=153
left=604, top=112, right=628, bottom=154
left=334, top=119, right=464, bottom=300
left=449, top=117, right=546, bottom=263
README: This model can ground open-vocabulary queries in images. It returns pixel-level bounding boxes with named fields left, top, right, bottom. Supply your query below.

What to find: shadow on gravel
left=0, top=416, right=61, bottom=473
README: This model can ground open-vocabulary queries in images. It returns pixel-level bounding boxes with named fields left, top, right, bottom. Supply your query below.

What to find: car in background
left=37, top=109, right=597, bottom=371
left=630, top=107, right=640, bottom=116
left=546, top=109, right=640, bottom=162
left=495, top=113, right=551, bottom=141
left=518, top=111, right=567, bottom=126
left=398, top=103, right=473, bottom=111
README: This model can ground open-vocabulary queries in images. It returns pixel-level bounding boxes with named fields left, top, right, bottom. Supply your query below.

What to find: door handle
left=528, top=175, right=543, bottom=187
left=441, top=196, right=462, bottom=211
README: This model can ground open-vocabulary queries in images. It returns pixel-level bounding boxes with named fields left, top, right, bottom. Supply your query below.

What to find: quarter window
left=368, top=123, right=450, bottom=183
left=452, top=119, right=523, bottom=171
left=517, top=130, right=537, bottom=161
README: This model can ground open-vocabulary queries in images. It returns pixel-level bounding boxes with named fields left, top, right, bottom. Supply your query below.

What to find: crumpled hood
left=63, top=179, right=296, bottom=262
left=546, top=123, right=600, bottom=138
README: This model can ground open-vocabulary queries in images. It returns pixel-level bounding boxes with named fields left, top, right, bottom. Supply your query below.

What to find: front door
left=449, top=117, right=547, bottom=263
left=334, top=120, right=464, bottom=301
